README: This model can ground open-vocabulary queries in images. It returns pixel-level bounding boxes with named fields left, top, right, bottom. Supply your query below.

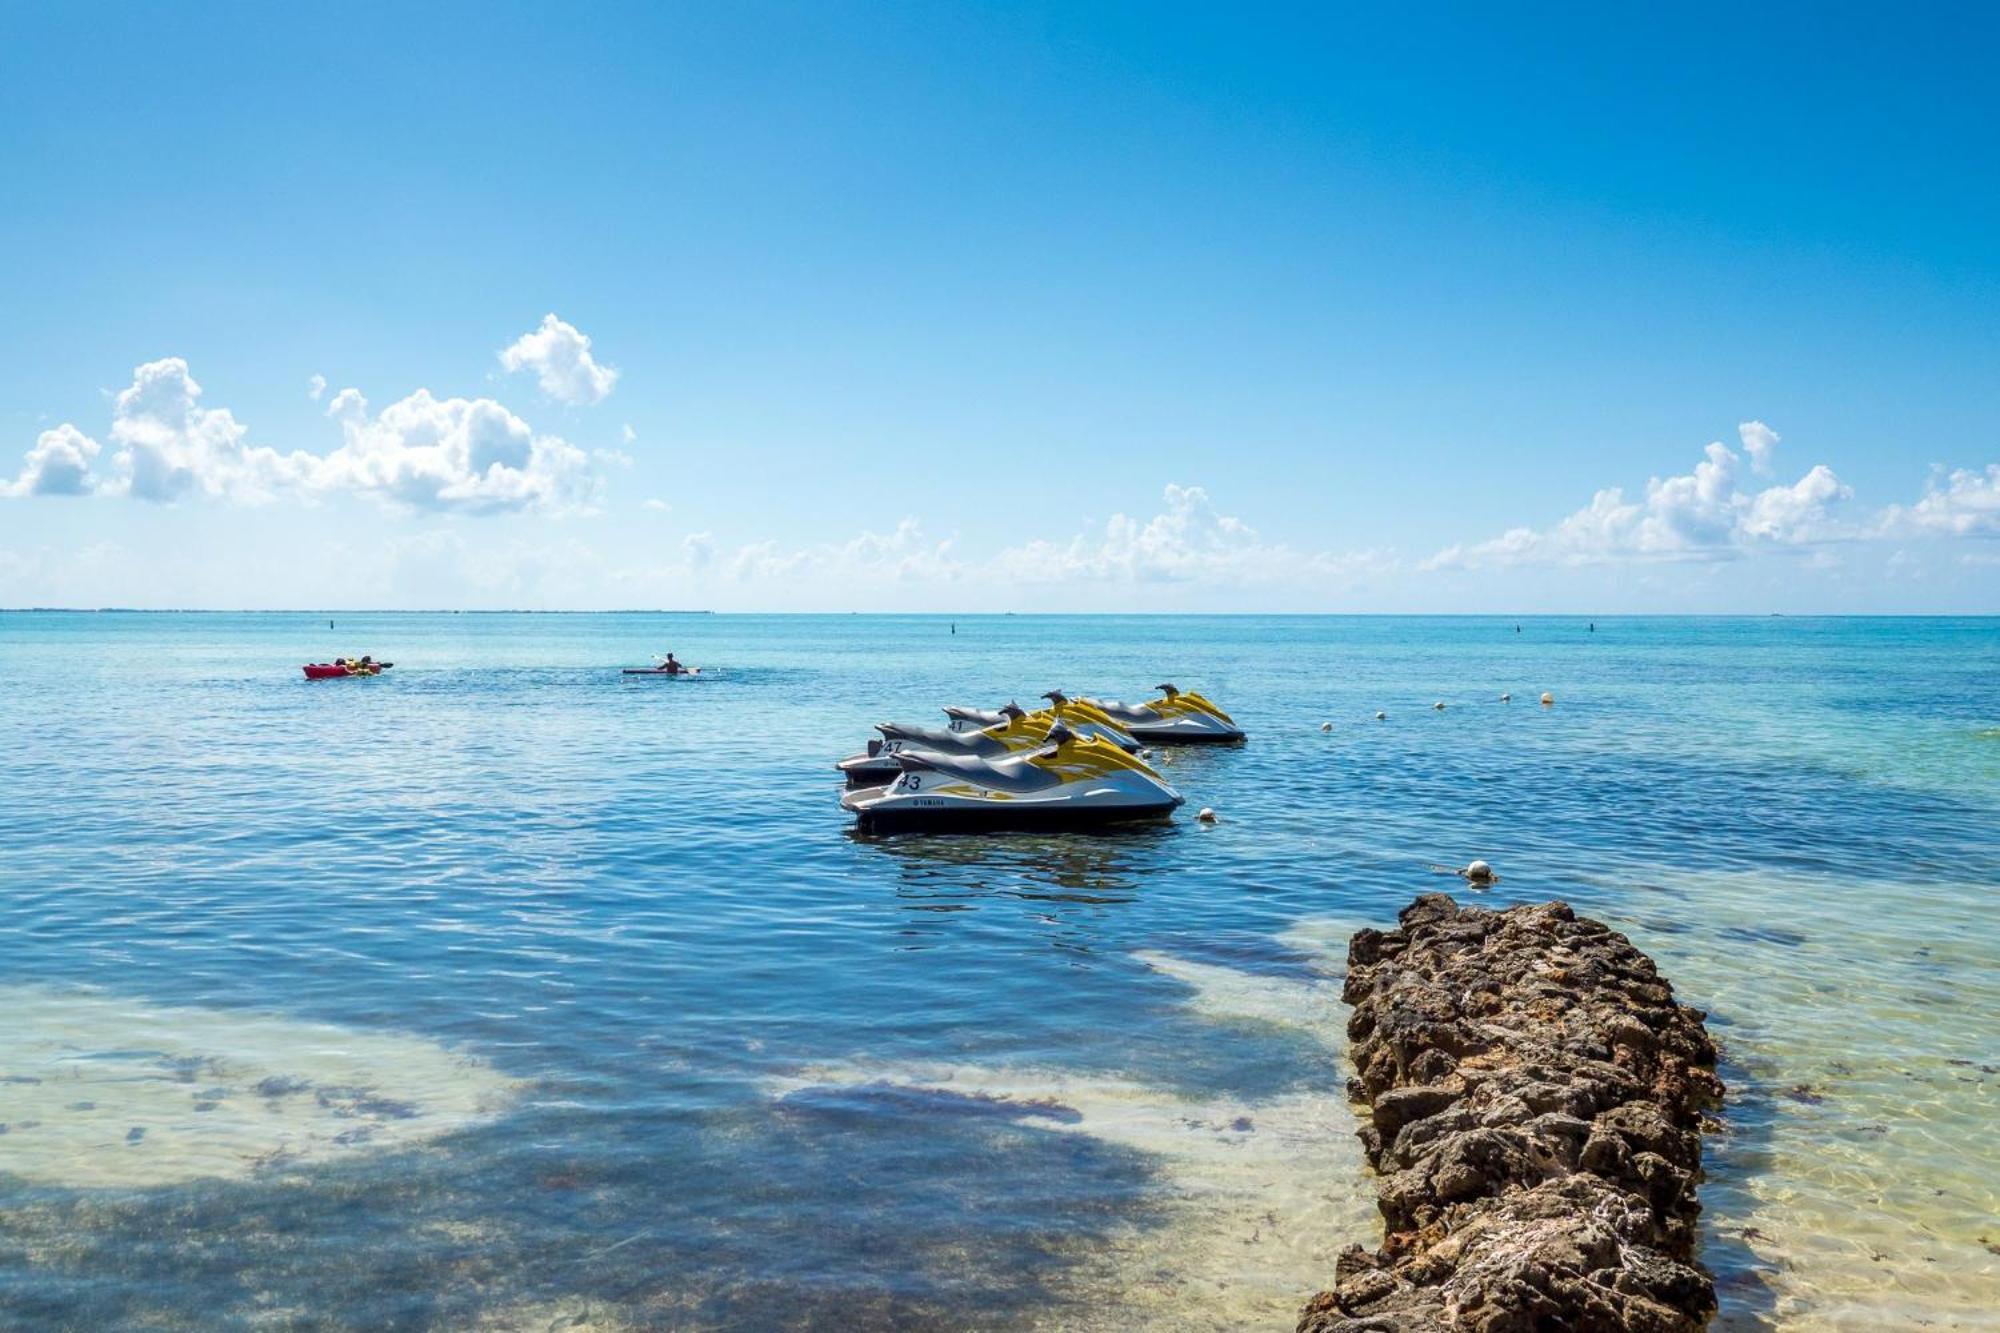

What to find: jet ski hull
left=1120, top=721, right=1245, bottom=744
left=845, top=799, right=1180, bottom=835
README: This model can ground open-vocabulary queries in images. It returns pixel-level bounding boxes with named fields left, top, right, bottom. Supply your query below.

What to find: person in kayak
left=661, top=652, right=683, bottom=675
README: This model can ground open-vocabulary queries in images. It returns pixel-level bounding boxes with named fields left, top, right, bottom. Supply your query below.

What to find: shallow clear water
left=1, top=613, right=1995, bottom=1330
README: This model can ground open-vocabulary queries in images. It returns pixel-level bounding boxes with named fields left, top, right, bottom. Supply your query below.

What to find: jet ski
left=1078, top=683, right=1244, bottom=744
left=836, top=696, right=1140, bottom=788
left=940, top=690, right=1130, bottom=734
left=842, top=723, right=1183, bottom=834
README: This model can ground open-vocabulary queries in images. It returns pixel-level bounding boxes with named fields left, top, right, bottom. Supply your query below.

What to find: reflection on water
left=856, top=826, right=1167, bottom=904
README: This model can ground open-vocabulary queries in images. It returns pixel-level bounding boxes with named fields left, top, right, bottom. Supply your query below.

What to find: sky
left=1, top=2, right=1996, bottom=612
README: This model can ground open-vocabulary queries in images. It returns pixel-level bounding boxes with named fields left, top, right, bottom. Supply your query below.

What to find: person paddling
left=661, top=652, right=683, bottom=675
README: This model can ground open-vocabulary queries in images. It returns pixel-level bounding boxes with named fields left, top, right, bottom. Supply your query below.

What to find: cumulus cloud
left=1424, top=431, right=1853, bottom=570
left=308, top=373, right=327, bottom=402
left=1739, top=420, right=1779, bottom=474
left=1881, top=464, right=2000, bottom=538
left=3, top=358, right=599, bottom=515
left=643, top=497, right=670, bottom=512
left=316, top=387, right=596, bottom=514
left=622, top=424, right=637, bottom=444
left=108, top=358, right=320, bottom=503
left=499, top=314, right=618, bottom=405
left=2, top=424, right=102, bottom=498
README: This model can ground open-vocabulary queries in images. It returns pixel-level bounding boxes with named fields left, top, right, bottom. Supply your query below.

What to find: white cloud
left=4, top=358, right=599, bottom=515
left=1424, top=431, right=1853, bottom=570
left=644, top=498, right=670, bottom=512
left=107, top=358, right=320, bottom=503
left=622, top=423, right=637, bottom=444
left=324, top=386, right=367, bottom=421
left=1881, top=464, right=2000, bottom=538
left=316, top=387, right=596, bottom=514
left=498, top=313, right=618, bottom=405
left=307, top=373, right=327, bottom=402
left=1743, top=463, right=1849, bottom=541
left=1739, top=420, right=1779, bottom=474
left=2, top=424, right=102, bottom=498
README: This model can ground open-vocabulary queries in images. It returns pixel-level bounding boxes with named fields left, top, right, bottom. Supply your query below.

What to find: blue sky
left=2, top=2, right=1995, bottom=610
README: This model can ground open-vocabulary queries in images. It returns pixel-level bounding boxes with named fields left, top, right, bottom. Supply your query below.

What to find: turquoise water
left=1, top=613, right=1996, bottom=1330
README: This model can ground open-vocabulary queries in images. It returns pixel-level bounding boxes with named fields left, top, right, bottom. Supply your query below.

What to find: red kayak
left=303, top=662, right=392, bottom=679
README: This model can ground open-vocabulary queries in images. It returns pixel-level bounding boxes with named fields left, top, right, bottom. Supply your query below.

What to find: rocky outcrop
left=1298, top=894, right=1723, bottom=1333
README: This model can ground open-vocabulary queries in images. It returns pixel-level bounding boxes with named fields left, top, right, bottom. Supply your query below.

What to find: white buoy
left=1433, top=700, right=1446, bottom=710
left=1320, top=721, right=1333, bottom=732
left=1197, top=807, right=1217, bottom=823
left=1375, top=710, right=1387, bottom=720
left=1541, top=692, right=1555, bottom=706
left=1500, top=692, right=1511, bottom=703
left=1463, top=859, right=1494, bottom=883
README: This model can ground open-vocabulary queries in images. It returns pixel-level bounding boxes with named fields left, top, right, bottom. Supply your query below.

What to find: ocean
left=1, top=612, right=1995, bottom=1330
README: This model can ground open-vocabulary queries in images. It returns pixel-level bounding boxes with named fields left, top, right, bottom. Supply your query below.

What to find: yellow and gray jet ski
left=941, top=691, right=1136, bottom=740
left=841, top=722, right=1183, bottom=833
left=836, top=696, right=1140, bottom=788
left=1078, top=683, right=1245, bottom=744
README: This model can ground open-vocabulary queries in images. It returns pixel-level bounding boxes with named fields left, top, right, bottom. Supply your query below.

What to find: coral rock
left=1299, top=894, right=1723, bottom=1333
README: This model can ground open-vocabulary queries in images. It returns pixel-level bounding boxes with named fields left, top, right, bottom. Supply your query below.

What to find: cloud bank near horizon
left=1422, top=424, right=1857, bottom=571
left=5, top=334, right=1996, bottom=607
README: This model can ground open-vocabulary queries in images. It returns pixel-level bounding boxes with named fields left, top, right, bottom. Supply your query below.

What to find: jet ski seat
left=876, top=721, right=970, bottom=746
left=896, top=748, right=1064, bottom=794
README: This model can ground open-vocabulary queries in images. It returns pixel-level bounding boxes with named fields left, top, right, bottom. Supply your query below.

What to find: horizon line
left=3, top=608, right=1995, bottom=619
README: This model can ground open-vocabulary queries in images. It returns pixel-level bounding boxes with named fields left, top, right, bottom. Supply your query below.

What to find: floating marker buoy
left=1500, top=692, right=1511, bottom=703
left=1541, top=692, right=1555, bottom=706
left=1433, top=700, right=1446, bottom=710
left=1463, top=859, right=1495, bottom=884
left=1197, top=807, right=1217, bottom=823
left=1375, top=711, right=1387, bottom=720
left=1320, top=721, right=1333, bottom=732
